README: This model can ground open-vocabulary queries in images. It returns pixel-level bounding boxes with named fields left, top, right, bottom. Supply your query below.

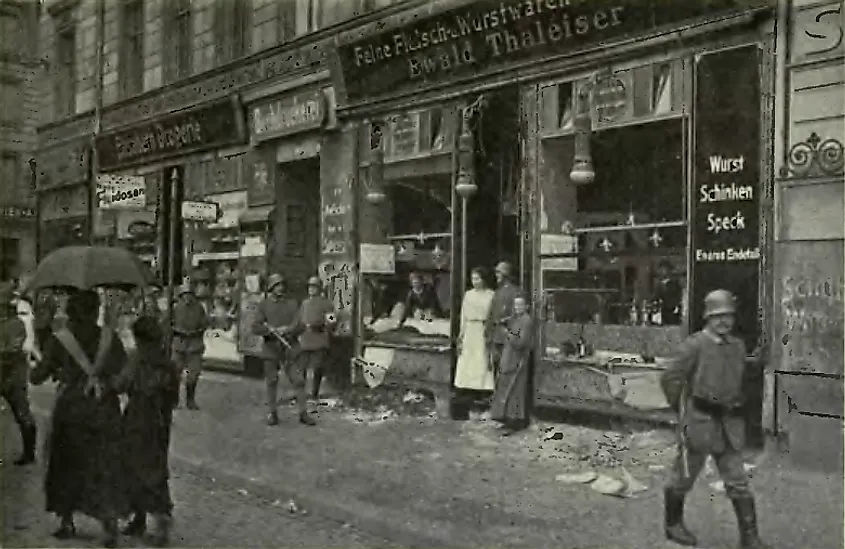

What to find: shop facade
left=332, top=0, right=777, bottom=423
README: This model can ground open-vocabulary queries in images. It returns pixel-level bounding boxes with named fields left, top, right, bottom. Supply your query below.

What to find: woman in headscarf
left=30, top=289, right=130, bottom=547
left=119, top=315, right=179, bottom=547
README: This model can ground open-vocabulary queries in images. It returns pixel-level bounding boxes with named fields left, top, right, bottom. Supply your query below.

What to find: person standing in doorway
left=291, top=276, right=337, bottom=419
left=454, top=267, right=496, bottom=395
left=489, top=293, right=533, bottom=436
left=0, top=283, right=37, bottom=466
left=660, top=289, right=770, bottom=549
left=253, top=273, right=300, bottom=426
left=170, top=282, right=208, bottom=410
left=486, top=261, right=520, bottom=378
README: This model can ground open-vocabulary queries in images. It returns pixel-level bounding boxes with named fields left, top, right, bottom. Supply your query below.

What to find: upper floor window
left=0, top=3, right=22, bottom=57
left=0, top=77, right=22, bottom=128
left=0, top=152, right=21, bottom=201
left=53, top=12, right=77, bottom=118
left=214, top=0, right=251, bottom=65
left=163, top=0, right=192, bottom=83
left=278, top=0, right=319, bottom=43
left=119, top=0, right=145, bottom=98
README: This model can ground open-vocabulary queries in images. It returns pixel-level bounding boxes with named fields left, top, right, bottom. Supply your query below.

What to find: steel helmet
left=703, top=289, right=736, bottom=318
left=177, top=282, right=194, bottom=297
left=267, top=273, right=285, bottom=291
left=307, top=276, right=322, bottom=288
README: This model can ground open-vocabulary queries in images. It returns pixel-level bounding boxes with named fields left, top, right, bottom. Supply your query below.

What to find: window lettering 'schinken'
left=352, top=0, right=625, bottom=80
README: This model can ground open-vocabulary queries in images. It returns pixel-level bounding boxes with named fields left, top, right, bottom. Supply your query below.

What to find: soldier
left=292, top=276, right=337, bottom=413
left=660, top=289, right=770, bottom=549
left=0, top=282, right=37, bottom=466
left=170, top=282, right=208, bottom=411
left=252, top=273, right=300, bottom=426
left=486, top=261, right=520, bottom=378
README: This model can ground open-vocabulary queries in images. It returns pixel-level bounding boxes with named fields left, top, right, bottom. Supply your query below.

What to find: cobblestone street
left=1, top=418, right=400, bottom=549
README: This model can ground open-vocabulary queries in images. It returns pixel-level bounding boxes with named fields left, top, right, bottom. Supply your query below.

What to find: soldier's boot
left=122, top=512, right=147, bottom=536
left=296, top=388, right=316, bottom=426
left=266, top=381, right=279, bottom=425
left=101, top=517, right=119, bottom=548
left=52, top=515, right=76, bottom=539
left=311, top=369, right=323, bottom=401
left=150, top=513, right=172, bottom=547
left=731, top=496, right=772, bottom=549
left=186, top=381, right=200, bottom=410
left=664, top=489, right=698, bottom=546
left=14, top=423, right=36, bottom=466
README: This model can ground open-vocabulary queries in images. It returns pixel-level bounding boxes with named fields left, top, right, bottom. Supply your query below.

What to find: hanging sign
left=360, top=243, right=396, bottom=274
left=250, top=90, right=327, bottom=142
left=181, top=201, right=220, bottom=223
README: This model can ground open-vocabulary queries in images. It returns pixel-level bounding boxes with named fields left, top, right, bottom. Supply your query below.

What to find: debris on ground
left=336, top=385, right=436, bottom=422
left=555, top=471, right=598, bottom=484
left=286, top=500, right=300, bottom=513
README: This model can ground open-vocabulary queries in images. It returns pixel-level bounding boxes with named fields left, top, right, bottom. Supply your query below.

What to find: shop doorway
left=465, top=85, right=524, bottom=289
left=270, top=157, right=321, bottom=297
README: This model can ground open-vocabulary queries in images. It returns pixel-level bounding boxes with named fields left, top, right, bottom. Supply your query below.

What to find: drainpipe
left=89, top=0, right=105, bottom=245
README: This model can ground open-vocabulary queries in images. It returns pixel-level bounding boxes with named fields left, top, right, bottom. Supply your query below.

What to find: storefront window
left=540, top=115, right=689, bottom=361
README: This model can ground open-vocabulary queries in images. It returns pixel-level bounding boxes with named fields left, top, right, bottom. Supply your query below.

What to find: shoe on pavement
left=732, top=496, right=772, bottom=549
left=299, top=412, right=316, bottom=426
left=122, top=513, right=146, bottom=536
left=266, top=412, right=279, bottom=426
left=52, top=522, right=76, bottom=539
left=664, top=489, right=698, bottom=547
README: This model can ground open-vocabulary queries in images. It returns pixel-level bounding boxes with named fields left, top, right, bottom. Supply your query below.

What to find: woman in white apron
left=454, top=267, right=495, bottom=393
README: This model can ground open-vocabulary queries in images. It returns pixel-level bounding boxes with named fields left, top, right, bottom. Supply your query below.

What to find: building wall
left=772, top=0, right=844, bottom=471
left=1, top=0, right=44, bottom=278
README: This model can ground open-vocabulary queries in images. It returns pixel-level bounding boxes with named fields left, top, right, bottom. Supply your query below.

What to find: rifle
left=677, top=385, right=690, bottom=479
left=264, top=324, right=293, bottom=350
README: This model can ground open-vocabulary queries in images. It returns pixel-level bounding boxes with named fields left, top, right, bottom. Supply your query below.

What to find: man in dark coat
left=486, top=261, right=520, bottom=377
left=31, top=289, right=129, bottom=547
left=660, top=289, right=770, bottom=549
left=0, top=282, right=37, bottom=465
left=170, top=282, right=208, bottom=410
left=289, top=276, right=337, bottom=424
left=252, top=273, right=300, bottom=426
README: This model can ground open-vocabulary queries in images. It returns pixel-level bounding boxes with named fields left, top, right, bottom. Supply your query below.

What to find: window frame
left=163, top=0, right=192, bottom=84
left=118, top=0, right=145, bottom=99
left=53, top=12, right=77, bottom=118
left=0, top=76, right=23, bottom=128
left=0, top=2, right=22, bottom=57
left=214, top=0, right=251, bottom=65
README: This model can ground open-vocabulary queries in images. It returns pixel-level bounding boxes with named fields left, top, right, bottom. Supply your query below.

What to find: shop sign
left=40, top=184, right=90, bottom=221
left=207, top=191, right=248, bottom=229
left=1, top=206, right=37, bottom=219
left=360, top=243, right=396, bottom=274
left=250, top=90, right=327, bottom=142
left=96, top=175, right=146, bottom=210
left=593, top=74, right=628, bottom=123
left=95, top=95, right=247, bottom=171
left=35, top=142, right=90, bottom=190
left=335, top=0, right=766, bottom=104
left=691, top=45, right=760, bottom=346
left=182, top=201, right=221, bottom=223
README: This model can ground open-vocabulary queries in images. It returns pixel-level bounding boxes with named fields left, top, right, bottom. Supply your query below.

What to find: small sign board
left=360, top=243, right=396, bottom=274
left=96, top=175, right=146, bottom=210
left=182, top=200, right=220, bottom=222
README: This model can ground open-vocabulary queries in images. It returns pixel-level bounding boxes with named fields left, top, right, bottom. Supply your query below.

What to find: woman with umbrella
left=27, top=245, right=150, bottom=547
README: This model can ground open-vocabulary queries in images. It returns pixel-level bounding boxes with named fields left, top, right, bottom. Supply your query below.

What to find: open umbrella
left=27, top=245, right=151, bottom=292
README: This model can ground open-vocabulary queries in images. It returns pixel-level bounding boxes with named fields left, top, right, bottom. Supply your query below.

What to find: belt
left=691, top=397, right=745, bottom=417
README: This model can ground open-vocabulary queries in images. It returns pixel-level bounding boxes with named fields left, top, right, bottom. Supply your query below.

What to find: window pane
left=0, top=80, right=22, bottom=126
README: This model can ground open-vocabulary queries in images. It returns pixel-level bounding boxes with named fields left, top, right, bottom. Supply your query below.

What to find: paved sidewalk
left=24, top=373, right=844, bottom=549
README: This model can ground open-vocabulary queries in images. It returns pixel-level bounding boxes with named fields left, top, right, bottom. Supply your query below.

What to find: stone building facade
left=0, top=1, right=43, bottom=280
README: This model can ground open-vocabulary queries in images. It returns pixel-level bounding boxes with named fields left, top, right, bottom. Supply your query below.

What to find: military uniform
left=660, top=289, right=770, bottom=549
left=170, top=283, right=208, bottom=410
left=252, top=274, right=300, bottom=425
left=294, top=277, right=336, bottom=403
left=487, top=262, right=520, bottom=377
left=0, top=285, right=37, bottom=465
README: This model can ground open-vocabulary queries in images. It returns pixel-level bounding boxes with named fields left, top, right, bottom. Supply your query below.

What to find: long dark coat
left=31, top=322, right=130, bottom=521
left=490, top=313, right=533, bottom=423
left=117, top=341, right=179, bottom=515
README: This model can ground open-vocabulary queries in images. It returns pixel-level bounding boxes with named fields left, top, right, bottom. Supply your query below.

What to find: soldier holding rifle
left=253, top=273, right=303, bottom=426
left=660, top=289, right=770, bottom=549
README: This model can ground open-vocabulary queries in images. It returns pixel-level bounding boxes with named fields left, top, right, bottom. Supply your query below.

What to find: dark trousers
left=2, top=383, right=35, bottom=431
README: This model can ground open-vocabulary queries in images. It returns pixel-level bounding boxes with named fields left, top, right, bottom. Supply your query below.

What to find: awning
left=239, top=205, right=274, bottom=225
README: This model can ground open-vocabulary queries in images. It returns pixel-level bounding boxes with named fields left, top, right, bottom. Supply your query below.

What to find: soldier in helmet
left=289, top=276, right=337, bottom=421
left=0, top=282, right=37, bottom=465
left=253, top=273, right=300, bottom=426
left=660, top=289, right=770, bottom=549
left=486, top=261, right=520, bottom=378
left=170, top=281, right=208, bottom=410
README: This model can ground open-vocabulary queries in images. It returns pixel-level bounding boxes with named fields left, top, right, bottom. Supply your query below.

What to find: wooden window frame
left=163, top=0, right=192, bottom=84
left=0, top=76, right=23, bottom=129
left=214, top=0, right=251, bottom=65
left=53, top=12, right=77, bottom=118
left=119, top=0, right=145, bottom=98
left=0, top=2, right=22, bottom=57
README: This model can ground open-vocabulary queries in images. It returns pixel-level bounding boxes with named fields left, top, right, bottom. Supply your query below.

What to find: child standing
left=660, top=289, right=770, bottom=549
left=119, top=315, right=179, bottom=547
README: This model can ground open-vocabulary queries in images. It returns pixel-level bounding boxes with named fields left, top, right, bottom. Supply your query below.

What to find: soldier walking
left=486, top=261, right=520, bottom=378
left=170, top=282, right=208, bottom=410
left=253, top=274, right=300, bottom=426
left=0, top=283, right=37, bottom=466
left=292, top=276, right=337, bottom=413
left=660, top=289, right=770, bottom=549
